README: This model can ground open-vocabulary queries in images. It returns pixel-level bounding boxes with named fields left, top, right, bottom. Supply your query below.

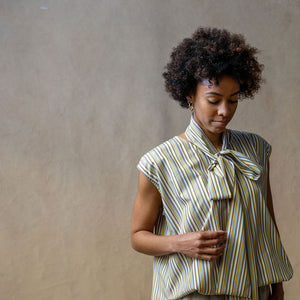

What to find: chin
left=213, top=127, right=226, bottom=133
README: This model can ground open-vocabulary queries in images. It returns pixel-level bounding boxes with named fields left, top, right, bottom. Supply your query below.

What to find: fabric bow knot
left=207, top=149, right=262, bottom=201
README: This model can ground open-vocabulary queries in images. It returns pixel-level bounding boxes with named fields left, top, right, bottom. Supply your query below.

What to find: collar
left=185, top=114, right=229, bottom=154
left=184, top=114, right=262, bottom=201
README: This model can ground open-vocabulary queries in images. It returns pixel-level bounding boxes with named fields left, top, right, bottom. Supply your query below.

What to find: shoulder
left=138, top=136, right=182, bottom=165
left=137, top=137, right=183, bottom=189
left=229, top=129, right=269, bottom=146
left=229, top=129, right=272, bottom=164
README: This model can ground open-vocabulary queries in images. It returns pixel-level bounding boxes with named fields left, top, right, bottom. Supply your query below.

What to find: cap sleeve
left=265, top=140, right=272, bottom=162
left=137, top=152, right=160, bottom=190
left=255, top=135, right=272, bottom=168
left=261, top=137, right=272, bottom=167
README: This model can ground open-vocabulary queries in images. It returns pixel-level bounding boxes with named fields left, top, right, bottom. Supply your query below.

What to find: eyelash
left=208, top=100, right=238, bottom=105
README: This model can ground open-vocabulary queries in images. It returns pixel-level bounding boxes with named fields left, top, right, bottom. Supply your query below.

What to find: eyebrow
left=205, top=91, right=240, bottom=96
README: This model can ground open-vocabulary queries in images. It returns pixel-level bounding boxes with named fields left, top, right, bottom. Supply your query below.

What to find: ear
left=186, top=96, right=193, bottom=104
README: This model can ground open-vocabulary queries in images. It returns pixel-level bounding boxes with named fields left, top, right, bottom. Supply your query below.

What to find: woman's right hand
left=175, top=230, right=227, bottom=261
left=132, top=173, right=227, bottom=259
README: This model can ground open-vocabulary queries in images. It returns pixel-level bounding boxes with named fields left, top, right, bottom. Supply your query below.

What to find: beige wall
left=0, top=0, right=299, bottom=299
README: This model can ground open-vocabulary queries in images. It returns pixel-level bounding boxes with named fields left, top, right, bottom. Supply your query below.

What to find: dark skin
left=131, top=76, right=284, bottom=299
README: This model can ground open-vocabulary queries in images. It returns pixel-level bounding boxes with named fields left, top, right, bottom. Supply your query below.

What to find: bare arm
left=131, top=172, right=227, bottom=260
left=131, top=172, right=172, bottom=256
left=266, top=162, right=284, bottom=299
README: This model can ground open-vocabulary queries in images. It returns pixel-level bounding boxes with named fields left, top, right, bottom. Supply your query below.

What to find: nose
left=218, top=102, right=231, bottom=117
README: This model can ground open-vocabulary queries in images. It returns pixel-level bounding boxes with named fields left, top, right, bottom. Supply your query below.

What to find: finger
left=199, top=230, right=227, bottom=240
left=199, top=245, right=226, bottom=255
left=200, top=238, right=227, bottom=247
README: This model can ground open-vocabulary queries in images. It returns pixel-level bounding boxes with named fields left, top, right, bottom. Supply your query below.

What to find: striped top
left=137, top=116, right=293, bottom=300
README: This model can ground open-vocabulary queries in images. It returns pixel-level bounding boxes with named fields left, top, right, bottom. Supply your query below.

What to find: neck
left=191, top=114, right=224, bottom=150
left=203, top=130, right=223, bottom=149
left=185, top=115, right=226, bottom=154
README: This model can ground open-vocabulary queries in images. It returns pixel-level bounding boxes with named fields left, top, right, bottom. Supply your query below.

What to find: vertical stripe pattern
left=137, top=116, right=293, bottom=300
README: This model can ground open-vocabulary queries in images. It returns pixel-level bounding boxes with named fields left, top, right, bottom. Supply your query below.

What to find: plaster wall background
left=0, top=0, right=299, bottom=299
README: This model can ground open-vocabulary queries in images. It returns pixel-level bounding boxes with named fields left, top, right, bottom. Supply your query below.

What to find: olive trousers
left=180, top=285, right=270, bottom=300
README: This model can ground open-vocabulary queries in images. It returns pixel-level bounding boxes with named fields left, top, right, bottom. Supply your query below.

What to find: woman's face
left=188, top=76, right=240, bottom=144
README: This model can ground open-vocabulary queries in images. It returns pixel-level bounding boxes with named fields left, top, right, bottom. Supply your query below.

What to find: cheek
left=231, top=106, right=238, bottom=116
left=207, top=107, right=218, bottom=117
left=194, top=102, right=217, bottom=119
left=197, top=108, right=213, bottom=120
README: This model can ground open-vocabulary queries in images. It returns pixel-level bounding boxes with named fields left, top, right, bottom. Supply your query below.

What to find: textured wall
left=0, top=0, right=299, bottom=299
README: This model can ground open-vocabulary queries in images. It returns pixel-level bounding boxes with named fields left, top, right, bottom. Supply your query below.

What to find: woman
left=131, top=27, right=293, bottom=300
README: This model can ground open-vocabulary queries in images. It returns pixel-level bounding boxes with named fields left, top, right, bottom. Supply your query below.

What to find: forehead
left=198, top=76, right=240, bottom=95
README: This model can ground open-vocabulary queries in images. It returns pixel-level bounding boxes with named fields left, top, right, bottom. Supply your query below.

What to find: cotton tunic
left=137, top=116, right=293, bottom=300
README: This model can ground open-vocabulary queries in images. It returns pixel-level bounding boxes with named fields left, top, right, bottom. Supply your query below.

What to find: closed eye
left=208, top=100, right=219, bottom=105
left=207, top=99, right=238, bottom=105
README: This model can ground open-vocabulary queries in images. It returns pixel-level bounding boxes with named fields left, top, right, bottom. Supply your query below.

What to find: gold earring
left=188, top=102, right=194, bottom=112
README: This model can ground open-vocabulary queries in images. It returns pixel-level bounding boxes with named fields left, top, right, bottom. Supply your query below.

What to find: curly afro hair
left=162, top=27, right=264, bottom=108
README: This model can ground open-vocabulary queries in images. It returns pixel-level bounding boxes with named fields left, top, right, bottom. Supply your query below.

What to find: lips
left=213, top=120, right=228, bottom=126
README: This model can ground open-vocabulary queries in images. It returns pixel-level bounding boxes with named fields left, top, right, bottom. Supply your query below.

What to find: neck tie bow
left=184, top=116, right=262, bottom=201
left=207, top=149, right=262, bottom=201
